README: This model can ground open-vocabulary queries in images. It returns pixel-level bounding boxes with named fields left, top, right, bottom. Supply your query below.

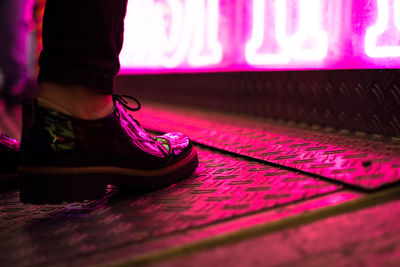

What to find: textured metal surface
left=155, top=197, right=400, bottom=267
left=0, top=148, right=339, bottom=267
left=117, top=69, right=400, bottom=137
left=135, top=103, right=400, bottom=190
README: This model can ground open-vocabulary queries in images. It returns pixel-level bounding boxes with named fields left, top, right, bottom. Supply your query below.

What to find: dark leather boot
left=19, top=96, right=198, bottom=203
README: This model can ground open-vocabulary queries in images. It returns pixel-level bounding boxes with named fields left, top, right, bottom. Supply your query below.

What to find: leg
left=38, top=0, right=127, bottom=94
left=20, top=0, right=198, bottom=203
left=37, top=0, right=128, bottom=119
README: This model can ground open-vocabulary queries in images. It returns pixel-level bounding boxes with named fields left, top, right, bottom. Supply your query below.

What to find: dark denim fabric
left=38, top=0, right=128, bottom=94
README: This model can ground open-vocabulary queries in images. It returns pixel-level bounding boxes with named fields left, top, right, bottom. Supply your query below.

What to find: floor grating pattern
left=136, top=103, right=400, bottom=190
left=0, top=148, right=340, bottom=267
left=2, top=103, right=399, bottom=266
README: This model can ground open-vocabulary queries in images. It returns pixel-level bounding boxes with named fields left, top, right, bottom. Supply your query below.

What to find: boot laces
left=112, top=94, right=141, bottom=111
left=112, top=95, right=169, bottom=152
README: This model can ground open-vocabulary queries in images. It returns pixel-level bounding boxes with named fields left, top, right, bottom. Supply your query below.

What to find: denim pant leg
left=38, top=0, right=128, bottom=94
left=0, top=0, right=31, bottom=93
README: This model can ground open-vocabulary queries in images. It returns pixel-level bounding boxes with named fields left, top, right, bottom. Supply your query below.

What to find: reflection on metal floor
left=0, top=103, right=399, bottom=267
left=136, top=102, right=400, bottom=190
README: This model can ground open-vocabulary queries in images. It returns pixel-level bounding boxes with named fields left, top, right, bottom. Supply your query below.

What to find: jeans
left=38, top=0, right=128, bottom=94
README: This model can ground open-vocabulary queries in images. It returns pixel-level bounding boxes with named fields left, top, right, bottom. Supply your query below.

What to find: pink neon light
left=120, top=0, right=222, bottom=69
left=245, top=0, right=290, bottom=65
left=365, top=0, right=400, bottom=58
left=246, top=0, right=328, bottom=65
left=188, top=0, right=222, bottom=66
left=119, top=0, right=400, bottom=74
left=290, top=0, right=328, bottom=61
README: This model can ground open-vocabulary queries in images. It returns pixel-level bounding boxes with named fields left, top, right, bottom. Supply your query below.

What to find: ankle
left=36, top=82, right=114, bottom=120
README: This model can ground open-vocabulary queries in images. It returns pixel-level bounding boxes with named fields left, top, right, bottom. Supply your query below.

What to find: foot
left=0, top=134, right=19, bottom=189
left=19, top=96, right=198, bottom=204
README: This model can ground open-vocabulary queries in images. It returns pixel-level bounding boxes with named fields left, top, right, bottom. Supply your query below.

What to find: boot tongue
left=153, top=137, right=171, bottom=153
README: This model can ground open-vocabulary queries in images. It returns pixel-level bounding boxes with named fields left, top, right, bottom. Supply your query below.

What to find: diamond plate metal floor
left=0, top=103, right=399, bottom=267
left=135, top=102, right=400, bottom=190
left=1, top=147, right=342, bottom=267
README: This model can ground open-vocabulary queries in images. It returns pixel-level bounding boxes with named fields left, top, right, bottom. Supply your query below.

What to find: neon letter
left=188, top=0, right=223, bottom=66
left=158, top=0, right=191, bottom=68
left=245, top=0, right=290, bottom=65
left=120, top=0, right=222, bottom=69
left=365, top=0, right=400, bottom=58
left=245, top=0, right=328, bottom=65
left=290, top=0, right=328, bottom=61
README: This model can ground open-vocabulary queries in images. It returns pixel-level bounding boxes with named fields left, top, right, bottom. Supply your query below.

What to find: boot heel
left=19, top=173, right=107, bottom=204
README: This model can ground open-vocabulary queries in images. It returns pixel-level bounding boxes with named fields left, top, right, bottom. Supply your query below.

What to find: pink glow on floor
left=119, top=0, right=400, bottom=74
left=136, top=104, right=400, bottom=190
left=132, top=148, right=341, bottom=230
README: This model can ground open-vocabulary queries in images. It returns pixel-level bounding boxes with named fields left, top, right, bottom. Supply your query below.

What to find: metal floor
left=0, top=102, right=400, bottom=267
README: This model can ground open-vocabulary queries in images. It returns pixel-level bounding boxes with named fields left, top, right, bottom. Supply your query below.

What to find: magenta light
left=365, top=0, right=400, bottom=58
left=119, top=0, right=400, bottom=74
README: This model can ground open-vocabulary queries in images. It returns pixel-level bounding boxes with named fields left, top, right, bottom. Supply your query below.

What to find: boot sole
left=19, top=148, right=198, bottom=204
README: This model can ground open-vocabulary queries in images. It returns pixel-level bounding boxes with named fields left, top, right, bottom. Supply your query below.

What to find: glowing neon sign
left=290, top=0, right=328, bottom=61
left=119, top=0, right=400, bottom=73
left=120, top=0, right=222, bottom=68
left=365, top=0, right=400, bottom=58
left=245, top=0, right=290, bottom=65
left=246, top=0, right=328, bottom=65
